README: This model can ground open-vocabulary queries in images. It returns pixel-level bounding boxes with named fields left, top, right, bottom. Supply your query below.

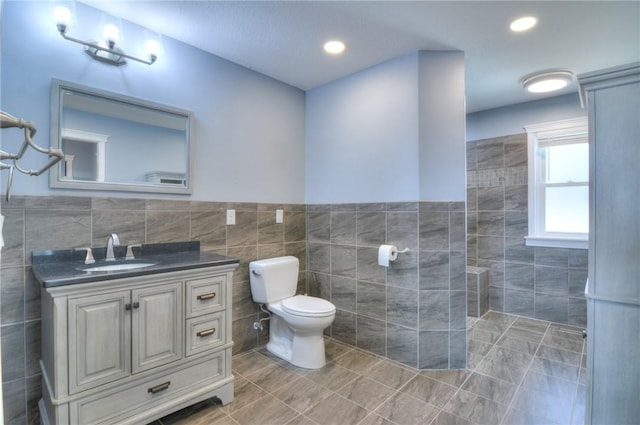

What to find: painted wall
left=466, top=93, right=586, bottom=141
left=305, top=51, right=466, bottom=204
left=418, top=51, right=466, bottom=201
left=0, top=1, right=306, bottom=203
left=305, top=52, right=420, bottom=204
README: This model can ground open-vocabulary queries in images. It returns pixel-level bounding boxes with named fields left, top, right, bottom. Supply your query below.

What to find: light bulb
left=324, top=40, right=346, bottom=55
left=103, top=23, right=120, bottom=48
left=526, top=79, right=568, bottom=93
left=54, top=6, right=72, bottom=33
left=144, top=39, right=162, bottom=62
left=510, top=16, right=537, bottom=32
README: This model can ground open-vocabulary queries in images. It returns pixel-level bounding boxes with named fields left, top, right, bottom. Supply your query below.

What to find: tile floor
left=154, top=312, right=586, bottom=425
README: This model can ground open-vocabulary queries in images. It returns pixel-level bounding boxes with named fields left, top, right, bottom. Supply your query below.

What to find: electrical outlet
left=226, top=209, right=236, bottom=225
left=275, top=209, right=284, bottom=223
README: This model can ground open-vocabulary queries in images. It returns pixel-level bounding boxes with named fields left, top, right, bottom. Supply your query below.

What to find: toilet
left=249, top=256, right=336, bottom=369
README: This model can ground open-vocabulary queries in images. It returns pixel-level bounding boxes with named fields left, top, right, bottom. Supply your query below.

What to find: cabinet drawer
left=186, top=275, right=225, bottom=318
left=186, top=312, right=225, bottom=356
left=71, top=353, right=225, bottom=425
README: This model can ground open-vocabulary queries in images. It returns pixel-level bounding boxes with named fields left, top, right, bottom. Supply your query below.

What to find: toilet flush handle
left=251, top=268, right=261, bottom=276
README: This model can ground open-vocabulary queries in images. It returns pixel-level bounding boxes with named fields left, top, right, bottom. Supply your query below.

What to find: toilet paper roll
left=378, top=244, right=398, bottom=267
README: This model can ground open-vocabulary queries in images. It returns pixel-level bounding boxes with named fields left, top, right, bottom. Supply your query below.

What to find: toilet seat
left=281, top=295, right=335, bottom=317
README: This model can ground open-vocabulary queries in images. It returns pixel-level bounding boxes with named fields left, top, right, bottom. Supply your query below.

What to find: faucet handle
left=75, top=247, right=95, bottom=264
left=126, top=244, right=142, bottom=260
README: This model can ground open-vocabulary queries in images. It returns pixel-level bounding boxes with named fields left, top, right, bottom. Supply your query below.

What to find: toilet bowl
left=249, top=257, right=336, bottom=369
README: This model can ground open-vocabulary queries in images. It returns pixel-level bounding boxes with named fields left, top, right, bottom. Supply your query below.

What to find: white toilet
left=249, top=256, right=336, bottom=369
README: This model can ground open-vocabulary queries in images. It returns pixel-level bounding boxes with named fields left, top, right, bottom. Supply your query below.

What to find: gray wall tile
left=387, top=250, right=418, bottom=290
left=477, top=187, right=504, bottom=211
left=331, top=276, right=357, bottom=312
left=332, top=310, right=357, bottom=346
left=535, top=266, right=568, bottom=295
left=331, top=212, right=356, bottom=245
left=357, top=281, right=386, bottom=320
left=258, top=211, right=284, bottom=245
left=357, top=247, right=386, bottom=284
left=387, top=287, right=418, bottom=328
left=284, top=211, right=306, bottom=242
left=476, top=140, right=504, bottom=170
left=388, top=212, right=418, bottom=250
left=308, top=212, right=330, bottom=242
left=505, top=263, right=534, bottom=290
left=419, top=211, right=449, bottom=251
left=419, top=331, right=449, bottom=369
left=419, top=291, right=450, bottom=330
left=505, top=288, right=535, bottom=317
left=419, top=251, right=450, bottom=290
left=387, top=324, right=418, bottom=368
left=356, top=212, right=386, bottom=246
left=356, top=316, right=386, bottom=356
left=331, top=245, right=356, bottom=278
left=1, top=267, right=24, bottom=325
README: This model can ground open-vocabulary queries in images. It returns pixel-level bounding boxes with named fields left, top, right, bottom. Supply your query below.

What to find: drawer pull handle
left=125, top=303, right=131, bottom=311
left=197, top=293, right=216, bottom=301
left=197, top=328, right=215, bottom=337
left=148, top=381, right=171, bottom=394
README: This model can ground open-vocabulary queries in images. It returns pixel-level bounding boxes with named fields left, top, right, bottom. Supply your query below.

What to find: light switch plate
left=275, top=209, right=284, bottom=223
left=226, top=209, right=236, bottom=225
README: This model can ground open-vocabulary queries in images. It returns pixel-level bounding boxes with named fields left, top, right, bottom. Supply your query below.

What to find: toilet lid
left=281, top=295, right=335, bottom=317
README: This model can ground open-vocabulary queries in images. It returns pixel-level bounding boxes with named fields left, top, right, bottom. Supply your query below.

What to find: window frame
left=525, top=117, right=589, bottom=249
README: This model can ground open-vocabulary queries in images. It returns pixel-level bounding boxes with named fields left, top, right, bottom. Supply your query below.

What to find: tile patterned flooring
left=155, top=312, right=586, bottom=425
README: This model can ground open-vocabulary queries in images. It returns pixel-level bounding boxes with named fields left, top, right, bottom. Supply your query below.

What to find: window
left=525, top=117, right=589, bottom=249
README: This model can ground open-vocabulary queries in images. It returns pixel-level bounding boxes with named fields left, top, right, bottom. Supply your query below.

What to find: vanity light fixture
left=324, top=40, right=346, bottom=55
left=521, top=70, right=574, bottom=93
left=510, top=16, right=538, bottom=32
left=54, top=6, right=161, bottom=66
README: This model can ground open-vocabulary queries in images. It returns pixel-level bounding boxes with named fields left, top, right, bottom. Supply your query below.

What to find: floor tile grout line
left=494, top=316, right=549, bottom=425
left=500, top=319, right=564, bottom=425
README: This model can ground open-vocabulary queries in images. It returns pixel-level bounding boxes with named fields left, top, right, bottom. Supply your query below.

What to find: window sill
left=525, top=236, right=588, bottom=249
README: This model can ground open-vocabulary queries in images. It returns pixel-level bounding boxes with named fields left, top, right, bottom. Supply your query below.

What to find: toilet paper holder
left=377, top=244, right=410, bottom=267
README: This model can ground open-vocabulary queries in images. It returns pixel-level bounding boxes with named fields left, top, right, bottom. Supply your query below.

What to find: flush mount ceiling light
left=510, top=16, right=538, bottom=32
left=54, top=6, right=161, bottom=66
left=323, top=40, right=346, bottom=55
left=521, top=70, right=574, bottom=93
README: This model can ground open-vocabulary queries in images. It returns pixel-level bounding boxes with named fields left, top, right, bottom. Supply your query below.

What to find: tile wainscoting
left=0, top=195, right=306, bottom=425
left=306, top=201, right=467, bottom=370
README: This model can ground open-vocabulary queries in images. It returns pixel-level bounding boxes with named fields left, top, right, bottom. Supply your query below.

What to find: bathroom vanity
left=31, top=242, right=238, bottom=425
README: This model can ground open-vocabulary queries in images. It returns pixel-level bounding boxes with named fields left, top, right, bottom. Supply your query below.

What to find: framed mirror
left=50, top=79, right=193, bottom=194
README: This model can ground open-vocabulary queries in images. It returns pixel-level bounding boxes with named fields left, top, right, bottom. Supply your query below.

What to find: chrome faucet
left=106, top=233, right=120, bottom=261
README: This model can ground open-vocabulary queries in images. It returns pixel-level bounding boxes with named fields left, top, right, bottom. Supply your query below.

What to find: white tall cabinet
left=579, top=63, right=640, bottom=425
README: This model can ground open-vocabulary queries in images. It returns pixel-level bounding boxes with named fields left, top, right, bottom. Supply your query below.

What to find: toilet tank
left=249, top=256, right=299, bottom=304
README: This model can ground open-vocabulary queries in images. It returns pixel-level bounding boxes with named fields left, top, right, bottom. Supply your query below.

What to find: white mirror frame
left=50, top=79, right=193, bottom=195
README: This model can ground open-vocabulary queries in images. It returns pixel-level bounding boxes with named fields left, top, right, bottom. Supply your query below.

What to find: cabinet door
left=132, top=282, right=183, bottom=373
left=68, top=290, right=131, bottom=394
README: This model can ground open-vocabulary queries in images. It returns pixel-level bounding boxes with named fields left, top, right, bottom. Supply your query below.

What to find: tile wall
left=306, top=201, right=467, bottom=370
left=466, top=134, right=588, bottom=327
left=0, top=195, right=306, bottom=425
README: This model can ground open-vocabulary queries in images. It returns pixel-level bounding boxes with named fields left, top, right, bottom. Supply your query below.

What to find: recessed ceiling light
left=521, top=70, right=574, bottom=93
left=510, top=16, right=538, bottom=32
left=324, top=40, right=346, bottom=55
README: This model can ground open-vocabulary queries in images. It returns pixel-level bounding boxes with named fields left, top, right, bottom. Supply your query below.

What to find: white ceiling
left=82, top=1, right=639, bottom=113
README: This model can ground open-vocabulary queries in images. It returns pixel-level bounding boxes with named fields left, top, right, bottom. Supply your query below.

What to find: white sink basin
left=81, top=262, right=156, bottom=272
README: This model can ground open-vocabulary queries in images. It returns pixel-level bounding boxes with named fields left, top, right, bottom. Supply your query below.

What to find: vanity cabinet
left=38, top=264, right=237, bottom=425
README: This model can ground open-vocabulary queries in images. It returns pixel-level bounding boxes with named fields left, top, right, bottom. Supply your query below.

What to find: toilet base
left=266, top=315, right=327, bottom=369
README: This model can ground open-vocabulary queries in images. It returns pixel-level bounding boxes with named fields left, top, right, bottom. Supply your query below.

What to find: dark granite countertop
left=32, top=241, right=239, bottom=288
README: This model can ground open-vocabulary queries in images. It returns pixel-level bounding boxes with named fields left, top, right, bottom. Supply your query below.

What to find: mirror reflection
left=50, top=79, right=192, bottom=194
